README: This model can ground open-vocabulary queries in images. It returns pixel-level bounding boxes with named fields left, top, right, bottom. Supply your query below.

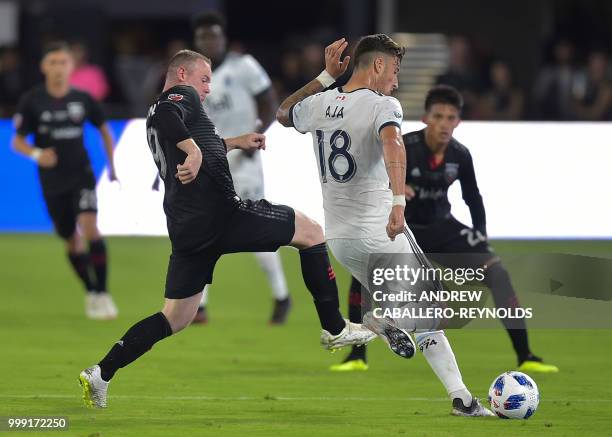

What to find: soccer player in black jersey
left=333, top=85, right=559, bottom=374
left=78, top=49, right=419, bottom=408
left=11, top=42, right=118, bottom=320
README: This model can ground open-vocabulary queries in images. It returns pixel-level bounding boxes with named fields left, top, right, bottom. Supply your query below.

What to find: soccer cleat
left=192, top=306, right=208, bottom=325
left=320, top=320, right=377, bottom=351
left=451, top=397, right=495, bottom=417
left=329, top=358, right=369, bottom=372
left=269, top=297, right=291, bottom=325
left=518, top=360, right=559, bottom=374
left=363, top=312, right=416, bottom=359
left=98, top=293, right=118, bottom=320
left=79, top=365, right=109, bottom=408
left=85, top=293, right=105, bottom=320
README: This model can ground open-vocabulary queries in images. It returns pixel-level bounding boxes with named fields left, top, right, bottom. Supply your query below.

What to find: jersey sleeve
left=289, top=95, right=315, bottom=134
left=13, top=94, right=36, bottom=136
left=238, top=54, right=272, bottom=96
left=158, top=86, right=200, bottom=124
left=459, top=149, right=487, bottom=235
left=85, top=93, right=106, bottom=127
left=374, top=96, right=403, bottom=139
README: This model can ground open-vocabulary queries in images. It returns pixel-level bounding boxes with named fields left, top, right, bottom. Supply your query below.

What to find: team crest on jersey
left=40, top=111, right=52, bottom=122
left=394, top=111, right=402, bottom=119
left=444, top=163, right=459, bottom=183
left=410, top=167, right=421, bottom=178
left=67, top=102, right=85, bottom=123
left=168, top=93, right=184, bottom=102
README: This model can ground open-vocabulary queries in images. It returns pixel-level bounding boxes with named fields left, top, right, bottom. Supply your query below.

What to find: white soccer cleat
left=363, top=312, right=416, bottom=359
left=98, top=293, right=118, bottom=319
left=320, top=319, right=377, bottom=351
left=85, top=293, right=105, bottom=320
left=79, top=365, right=109, bottom=408
left=451, top=397, right=495, bottom=417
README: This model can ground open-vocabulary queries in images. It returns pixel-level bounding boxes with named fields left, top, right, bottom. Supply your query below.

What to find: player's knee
left=291, top=211, right=324, bottom=249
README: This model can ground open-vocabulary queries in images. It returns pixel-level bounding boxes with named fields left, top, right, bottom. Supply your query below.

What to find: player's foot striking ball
left=79, top=49, right=389, bottom=408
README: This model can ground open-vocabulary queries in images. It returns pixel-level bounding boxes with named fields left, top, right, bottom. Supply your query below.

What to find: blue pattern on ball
left=513, top=374, right=534, bottom=389
left=504, top=394, right=526, bottom=410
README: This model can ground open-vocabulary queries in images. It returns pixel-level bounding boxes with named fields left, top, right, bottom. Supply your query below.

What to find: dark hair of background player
left=192, top=11, right=227, bottom=32
left=353, top=34, right=405, bottom=68
left=425, top=85, right=464, bottom=113
left=42, top=41, right=71, bottom=58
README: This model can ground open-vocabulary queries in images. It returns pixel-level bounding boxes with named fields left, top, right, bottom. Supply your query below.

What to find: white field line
left=1, top=394, right=611, bottom=402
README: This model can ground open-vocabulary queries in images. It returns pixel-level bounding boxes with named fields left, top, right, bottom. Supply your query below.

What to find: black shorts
left=42, top=172, right=97, bottom=239
left=164, top=199, right=295, bottom=299
left=409, top=216, right=495, bottom=268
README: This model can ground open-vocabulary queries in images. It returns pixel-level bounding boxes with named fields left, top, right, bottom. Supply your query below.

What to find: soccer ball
left=488, top=371, right=539, bottom=419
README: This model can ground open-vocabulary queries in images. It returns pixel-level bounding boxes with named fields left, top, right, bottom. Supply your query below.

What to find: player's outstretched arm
left=224, top=133, right=266, bottom=153
left=381, top=125, right=407, bottom=240
left=98, top=123, right=118, bottom=182
left=276, top=38, right=350, bottom=127
left=11, top=134, right=57, bottom=168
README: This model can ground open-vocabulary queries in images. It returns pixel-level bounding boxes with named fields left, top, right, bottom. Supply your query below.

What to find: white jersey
left=203, top=52, right=271, bottom=197
left=291, top=87, right=403, bottom=239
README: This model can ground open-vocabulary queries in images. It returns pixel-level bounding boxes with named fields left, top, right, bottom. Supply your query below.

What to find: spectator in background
left=478, top=60, right=524, bottom=120
left=436, top=35, right=481, bottom=119
left=572, top=51, right=612, bottom=121
left=141, top=39, right=188, bottom=106
left=0, top=46, right=25, bottom=116
left=533, top=39, right=577, bottom=120
left=274, top=47, right=304, bottom=101
left=70, top=41, right=110, bottom=101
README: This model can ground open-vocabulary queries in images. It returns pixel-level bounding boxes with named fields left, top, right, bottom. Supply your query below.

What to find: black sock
left=90, top=239, right=108, bottom=292
left=348, top=276, right=366, bottom=359
left=67, top=252, right=95, bottom=292
left=98, top=312, right=172, bottom=381
left=484, top=262, right=531, bottom=360
left=299, top=243, right=345, bottom=335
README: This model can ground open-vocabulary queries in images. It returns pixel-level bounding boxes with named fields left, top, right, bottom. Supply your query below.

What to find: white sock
left=415, top=330, right=472, bottom=405
left=254, top=251, right=289, bottom=300
left=199, top=284, right=210, bottom=307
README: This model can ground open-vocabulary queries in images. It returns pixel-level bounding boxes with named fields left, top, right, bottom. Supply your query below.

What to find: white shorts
left=328, top=228, right=440, bottom=332
left=228, top=149, right=264, bottom=200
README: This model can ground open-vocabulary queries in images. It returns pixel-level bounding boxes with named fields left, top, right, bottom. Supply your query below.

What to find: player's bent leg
left=192, top=284, right=210, bottom=325
left=79, top=293, right=199, bottom=408
left=483, top=258, right=558, bottom=373
left=288, top=210, right=376, bottom=349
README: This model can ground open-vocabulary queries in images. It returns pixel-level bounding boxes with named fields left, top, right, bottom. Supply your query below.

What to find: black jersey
left=403, top=129, right=487, bottom=235
left=146, top=85, right=240, bottom=253
left=14, top=85, right=105, bottom=194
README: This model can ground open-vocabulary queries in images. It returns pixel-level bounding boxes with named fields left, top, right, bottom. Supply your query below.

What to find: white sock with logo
left=415, top=330, right=472, bottom=405
left=254, top=251, right=289, bottom=300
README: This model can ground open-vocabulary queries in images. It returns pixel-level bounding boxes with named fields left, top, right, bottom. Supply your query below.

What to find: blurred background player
left=192, top=11, right=291, bottom=325
left=11, top=41, right=118, bottom=320
left=333, top=85, right=559, bottom=374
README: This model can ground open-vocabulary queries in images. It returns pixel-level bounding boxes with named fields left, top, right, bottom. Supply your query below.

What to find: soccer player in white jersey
left=192, top=12, right=291, bottom=324
left=277, top=35, right=494, bottom=417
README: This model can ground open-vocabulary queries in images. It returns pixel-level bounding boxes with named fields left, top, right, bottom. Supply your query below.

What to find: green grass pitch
left=1, top=235, right=611, bottom=436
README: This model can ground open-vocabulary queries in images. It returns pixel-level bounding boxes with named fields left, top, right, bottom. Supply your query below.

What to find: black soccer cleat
left=269, top=297, right=291, bottom=325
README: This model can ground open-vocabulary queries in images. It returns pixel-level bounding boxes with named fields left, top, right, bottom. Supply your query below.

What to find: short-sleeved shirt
left=146, top=85, right=240, bottom=253
left=14, top=85, right=105, bottom=194
left=403, top=129, right=486, bottom=235
left=203, top=53, right=272, bottom=191
left=291, top=87, right=403, bottom=239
